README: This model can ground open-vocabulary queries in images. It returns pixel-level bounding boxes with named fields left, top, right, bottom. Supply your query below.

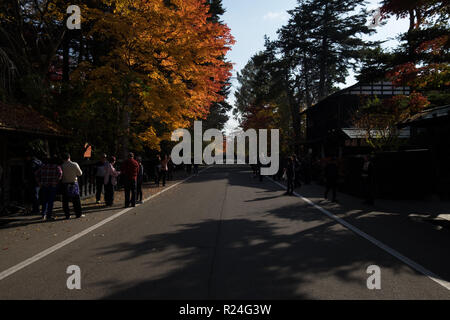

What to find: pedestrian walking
left=155, top=154, right=162, bottom=185
left=293, top=155, right=302, bottom=188
left=362, top=155, right=375, bottom=205
left=25, top=153, right=42, bottom=214
left=136, top=156, right=144, bottom=203
left=160, top=154, right=169, bottom=186
left=61, top=153, right=83, bottom=219
left=284, top=156, right=296, bottom=195
left=168, top=156, right=174, bottom=180
left=324, top=157, right=339, bottom=203
left=121, top=152, right=139, bottom=208
left=95, top=154, right=109, bottom=204
left=104, top=156, right=120, bottom=207
left=256, top=158, right=263, bottom=182
left=35, top=155, right=62, bottom=220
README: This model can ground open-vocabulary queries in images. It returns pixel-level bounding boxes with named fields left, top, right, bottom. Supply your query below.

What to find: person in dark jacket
left=160, top=154, right=169, bottom=186
left=168, top=156, right=174, bottom=180
left=155, top=154, right=162, bottom=185
left=293, top=155, right=302, bottom=188
left=121, top=152, right=139, bottom=208
left=136, top=156, right=144, bottom=204
left=324, top=157, right=339, bottom=203
left=256, top=158, right=263, bottom=182
left=284, top=156, right=296, bottom=195
left=25, top=154, right=42, bottom=214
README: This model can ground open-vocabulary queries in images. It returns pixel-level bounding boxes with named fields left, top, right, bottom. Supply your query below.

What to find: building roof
left=335, top=81, right=410, bottom=97
left=342, top=128, right=410, bottom=139
left=0, top=102, right=69, bottom=137
left=302, top=81, right=410, bottom=114
left=400, top=105, right=450, bottom=127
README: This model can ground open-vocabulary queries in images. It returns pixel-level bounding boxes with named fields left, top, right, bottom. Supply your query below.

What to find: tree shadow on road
left=95, top=216, right=428, bottom=300
left=244, top=195, right=282, bottom=202
left=91, top=166, right=450, bottom=300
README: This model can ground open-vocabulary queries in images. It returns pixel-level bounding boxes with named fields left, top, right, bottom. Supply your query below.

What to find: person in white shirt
left=61, top=153, right=84, bottom=219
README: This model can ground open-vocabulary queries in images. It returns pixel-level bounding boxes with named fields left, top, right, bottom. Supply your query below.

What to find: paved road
left=1, top=166, right=450, bottom=299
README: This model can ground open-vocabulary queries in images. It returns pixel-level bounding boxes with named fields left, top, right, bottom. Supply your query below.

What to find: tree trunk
left=303, top=53, right=312, bottom=109
left=407, top=9, right=417, bottom=59
left=318, top=3, right=329, bottom=100
left=286, top=81, right=301, bottom=155
left=408, top=9, right=415, bottom=32
left=290, top=99, right=301, bottom=156
left=120, top=99, right=131, bottom=159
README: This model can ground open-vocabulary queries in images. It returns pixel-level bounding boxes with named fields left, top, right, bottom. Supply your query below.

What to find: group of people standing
left=30, top=153, right=83, bottom=220
left=95, top=154, right=122, bottom=207
left=95, top=152, right=175, bottom=208
left=23, top=151, right=180, bottom=220
left=25, top=151, right=147, bottom=221
left=94, top=152, right=145, bottom=208
left=280, top=154, right=375, bottom=205
left=322, top=155, right=375, bottom=205
left=281, top=154, right=307, bottom=195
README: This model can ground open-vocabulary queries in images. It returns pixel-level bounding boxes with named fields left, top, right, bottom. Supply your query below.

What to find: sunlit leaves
left=77, top=0, right=234, bottom=150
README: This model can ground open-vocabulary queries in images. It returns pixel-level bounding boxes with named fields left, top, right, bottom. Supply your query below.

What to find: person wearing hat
left=121, top=152, right=139, bottom=207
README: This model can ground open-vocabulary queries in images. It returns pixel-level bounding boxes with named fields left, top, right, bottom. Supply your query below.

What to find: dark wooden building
left=0, top=102, right=68, bottom=207
left=303, top=82, right=410, bottom=158
left=400, top=105, right=450, bottom=199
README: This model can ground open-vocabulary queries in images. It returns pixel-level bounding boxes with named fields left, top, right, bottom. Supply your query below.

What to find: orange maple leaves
left=78, top=0, right=234, bottom=150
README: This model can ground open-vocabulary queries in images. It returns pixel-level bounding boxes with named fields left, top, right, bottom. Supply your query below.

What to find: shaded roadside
left=271, top=176, right=450, bottom=284
left=0, top=169, right=195, bottom=272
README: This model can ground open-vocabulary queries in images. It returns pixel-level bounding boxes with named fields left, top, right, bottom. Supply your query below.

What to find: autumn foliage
left=76, top=0, right=234, bottom=151
left=0, top=0, right=234, bottom=157
left=352, top=0, right=449, bottom=151
left=382, top=0, right=449, bottom=101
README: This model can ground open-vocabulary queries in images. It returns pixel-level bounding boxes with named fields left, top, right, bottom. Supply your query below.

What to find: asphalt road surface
left=1, top=166, right=450, bottom=299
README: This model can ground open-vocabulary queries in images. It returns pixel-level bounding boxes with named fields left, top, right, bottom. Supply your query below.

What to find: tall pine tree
left=279, top=0, right=376, bottom=101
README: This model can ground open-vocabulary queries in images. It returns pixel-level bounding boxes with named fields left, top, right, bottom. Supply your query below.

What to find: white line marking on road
left=0, top=167, right=209, bottom=281
left=268, top=178, right=450, bottom=291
